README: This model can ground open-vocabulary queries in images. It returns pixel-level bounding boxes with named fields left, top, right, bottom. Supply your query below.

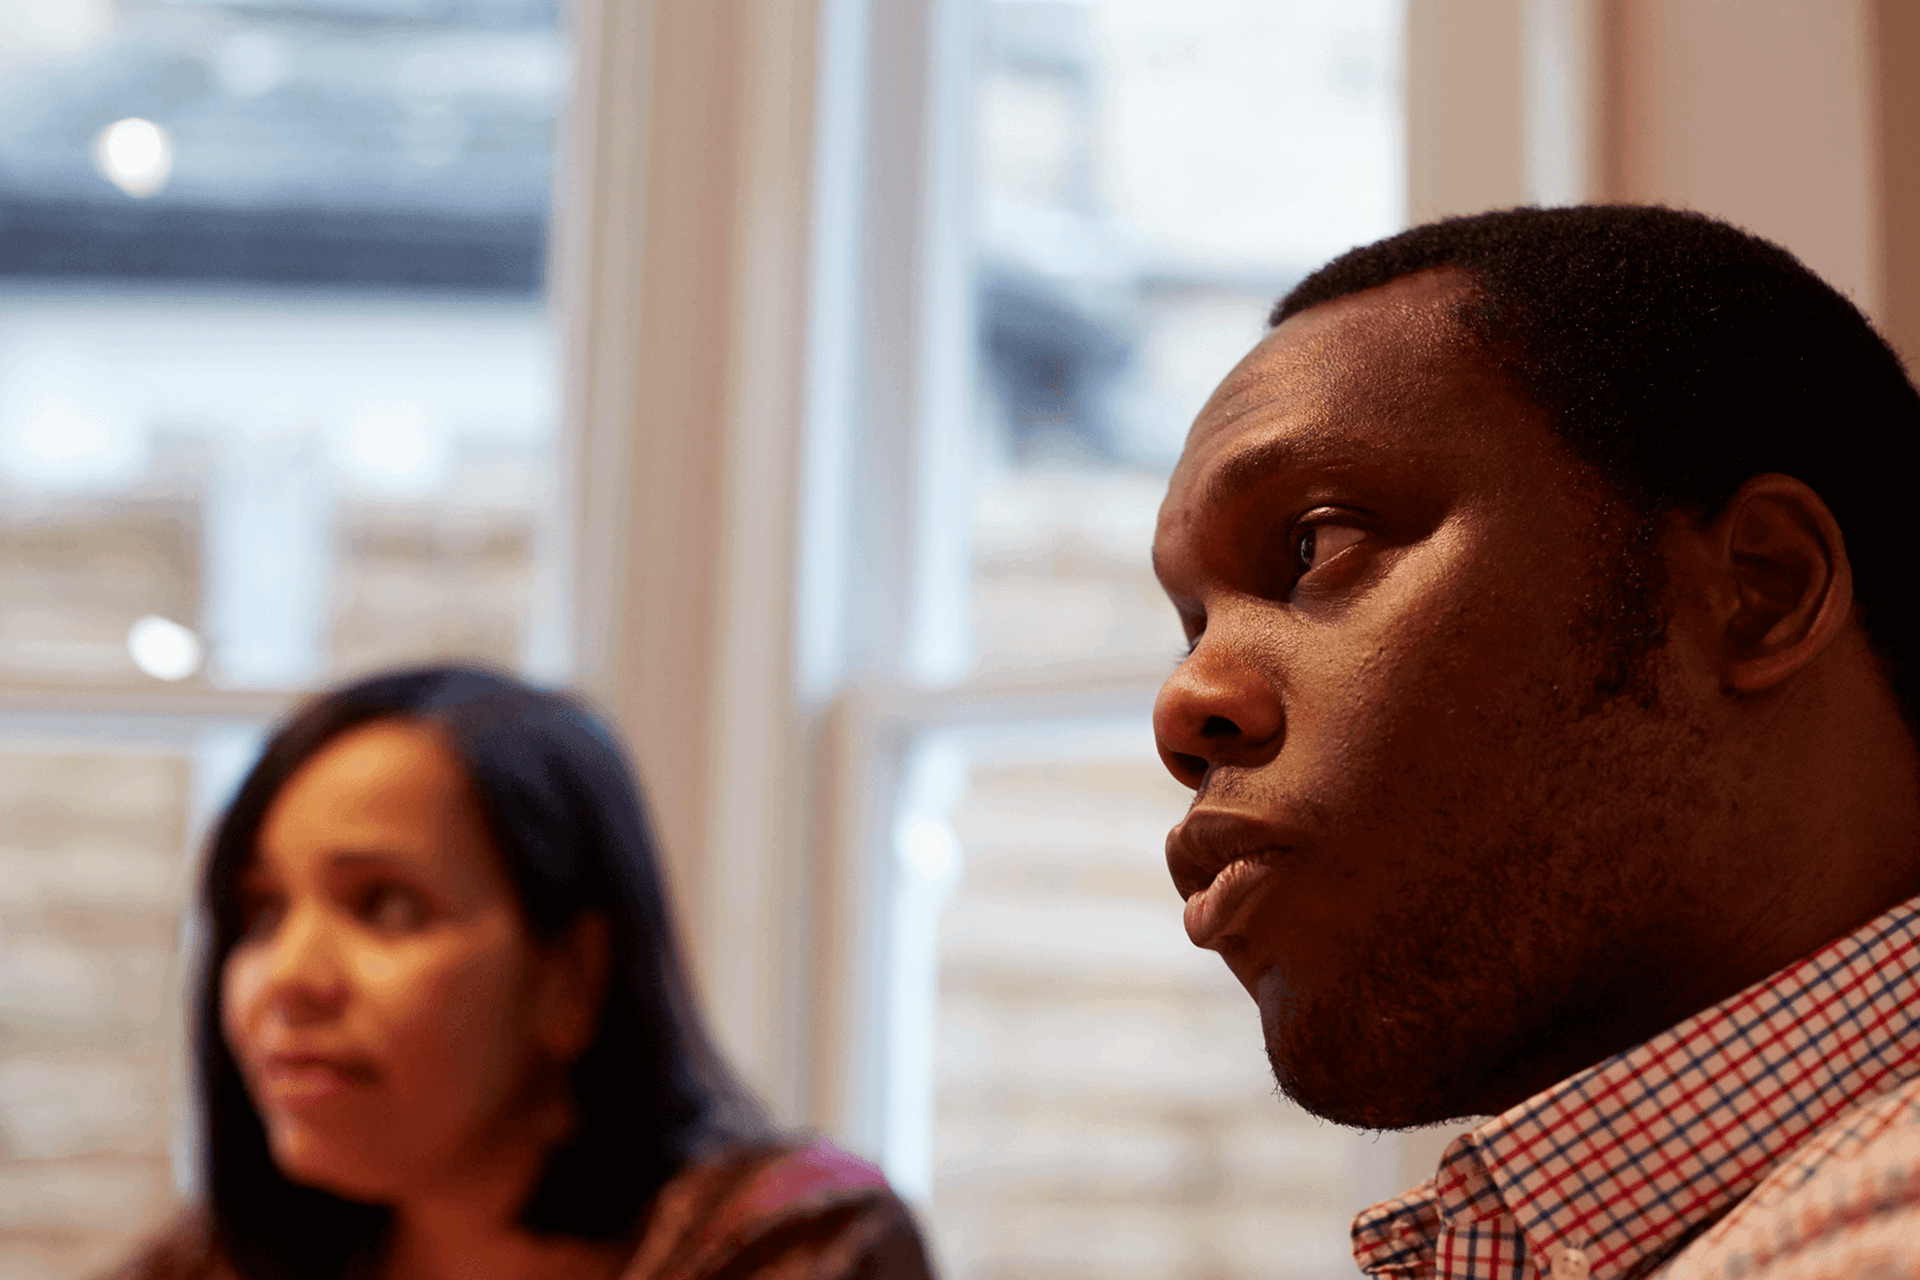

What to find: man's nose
left=1153, top=634, right=1285, bottom=790
left=261, top=906, right=348, bottom=1024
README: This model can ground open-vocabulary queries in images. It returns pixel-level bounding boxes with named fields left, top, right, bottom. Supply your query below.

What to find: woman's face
left=222, top=718, right=597, bottom=1204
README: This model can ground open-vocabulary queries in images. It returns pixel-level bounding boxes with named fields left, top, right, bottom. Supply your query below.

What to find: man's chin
left=1262, top=1002, right=1552, bottom=1131
left=1257, top=974, right=1491, bottom=1130
left=1269, top=1051, right=1451, bottom=1130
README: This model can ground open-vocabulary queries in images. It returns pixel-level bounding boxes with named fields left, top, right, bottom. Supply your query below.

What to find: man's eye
left=1295, top=523, right=1366, bottom=575
left=360, top=884, right=428, bottom=933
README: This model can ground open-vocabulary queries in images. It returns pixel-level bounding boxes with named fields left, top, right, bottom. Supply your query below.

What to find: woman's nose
left=260, top=907, right=348, bottom=1024
left=1153, top=636, right=1285, bottom=790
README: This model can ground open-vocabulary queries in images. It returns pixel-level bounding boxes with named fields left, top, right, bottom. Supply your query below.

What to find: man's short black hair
left=1276, top=204, right=1920, bottom=723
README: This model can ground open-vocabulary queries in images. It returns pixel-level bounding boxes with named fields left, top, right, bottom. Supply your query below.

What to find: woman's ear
left=1703, top=473, right=1854, bottom=694
left=536, top=911, right=610, bottom=1063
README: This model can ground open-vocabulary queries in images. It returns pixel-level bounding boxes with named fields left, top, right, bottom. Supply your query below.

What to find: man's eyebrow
left=1152, top=436, right=1317, bottom=590
left=1198, top=434, right=1321, bottom=507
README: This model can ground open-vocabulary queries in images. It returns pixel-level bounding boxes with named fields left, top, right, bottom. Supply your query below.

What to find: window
left=854, top=2, right=1428, bottom=1275
left=3, top=4, right=1453, bottom=1276
left=0, top=2, right=567, bottom=1272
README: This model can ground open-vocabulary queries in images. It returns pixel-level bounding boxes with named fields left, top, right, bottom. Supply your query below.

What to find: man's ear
left=1704, top=473, right=1853, bottom=694
left=536, top=910, right=610, bottom=1063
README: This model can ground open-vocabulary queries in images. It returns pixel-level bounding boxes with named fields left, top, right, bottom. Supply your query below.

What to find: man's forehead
left=1173, top=270, right=1482, bottom=488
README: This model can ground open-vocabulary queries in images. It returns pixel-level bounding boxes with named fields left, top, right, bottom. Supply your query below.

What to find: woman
left=112, top=664, right=934, bottom=1280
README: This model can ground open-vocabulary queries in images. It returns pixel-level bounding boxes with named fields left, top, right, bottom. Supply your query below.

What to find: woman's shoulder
left=627, top=1138, right=935, bottom=1280
left=95, top=1144, right=933, bottom=1280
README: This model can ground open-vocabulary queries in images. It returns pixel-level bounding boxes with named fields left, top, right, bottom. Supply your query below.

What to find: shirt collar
left=1354, top=895, right=1920, bottom=1278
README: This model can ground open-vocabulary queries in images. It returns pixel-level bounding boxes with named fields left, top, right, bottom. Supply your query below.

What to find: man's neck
left=1476, top=640, right=1920, bottom=1119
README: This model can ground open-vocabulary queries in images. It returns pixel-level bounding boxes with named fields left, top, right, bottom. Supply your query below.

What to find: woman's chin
left=267, top=1122, right=400, bottom=1204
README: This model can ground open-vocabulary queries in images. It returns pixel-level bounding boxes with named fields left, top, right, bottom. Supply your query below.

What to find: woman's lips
left=256, top=1055, right=377, bottom=1106
left=1181, top=849, right=1288, bottom=951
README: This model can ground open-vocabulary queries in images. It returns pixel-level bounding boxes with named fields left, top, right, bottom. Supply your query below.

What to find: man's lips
left=1166, top=809, right=1301, bottom=952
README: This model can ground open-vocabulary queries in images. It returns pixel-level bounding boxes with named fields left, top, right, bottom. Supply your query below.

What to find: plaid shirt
left=1352, top=896, right=1920, bottom=1280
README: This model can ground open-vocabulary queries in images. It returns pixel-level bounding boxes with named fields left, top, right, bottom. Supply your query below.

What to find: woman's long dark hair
left=194, top=664, right=769, bottom=1280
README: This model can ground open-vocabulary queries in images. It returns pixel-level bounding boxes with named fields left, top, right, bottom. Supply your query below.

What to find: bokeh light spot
left=92, top=117, right=175, bottom=198
left=127, top=615, right=203, bottom=681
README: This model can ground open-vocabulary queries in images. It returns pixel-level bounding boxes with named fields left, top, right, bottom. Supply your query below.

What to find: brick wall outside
left=0, top=499, right=200, bottom=688
left=0, top=748, right=192, bottom=1280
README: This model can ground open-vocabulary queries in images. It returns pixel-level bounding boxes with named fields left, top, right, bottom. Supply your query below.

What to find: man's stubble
left=1260, top=510, right=1723, bottom=1130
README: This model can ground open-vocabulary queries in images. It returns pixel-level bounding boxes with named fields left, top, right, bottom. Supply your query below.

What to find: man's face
left=1152, top=271, right=1721, bottom=1129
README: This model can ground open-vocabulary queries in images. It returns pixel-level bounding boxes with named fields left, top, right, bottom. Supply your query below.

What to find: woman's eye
left=1295, top=523, right=1366, bottom=575
left=360, top=884, right=427, bottom=933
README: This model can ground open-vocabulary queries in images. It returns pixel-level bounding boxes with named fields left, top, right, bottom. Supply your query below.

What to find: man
left=1152, top=205, right=1920, bottom=1278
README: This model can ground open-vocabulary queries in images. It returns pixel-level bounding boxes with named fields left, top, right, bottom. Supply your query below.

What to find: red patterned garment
left=622, top=1139, right=933, bottom=1280
left=1352, top=897, right=1920, bottom=1280
left=108, top=1139, right=933, bottom=1280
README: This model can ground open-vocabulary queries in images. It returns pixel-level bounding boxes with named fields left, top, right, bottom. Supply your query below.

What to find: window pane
left=0, top=0, right=566, bottom=692
left=1, top=4, right=567, bottom=1275
left=970, top=0, right=1402, bottom=674
left=932, top=4, right=1408, bottom=1276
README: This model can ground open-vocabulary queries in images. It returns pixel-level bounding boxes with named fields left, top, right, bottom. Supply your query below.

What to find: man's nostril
left=1173, top=751, right=1207, bottom=777
left=1200, top=715, right=1238, bottom=739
